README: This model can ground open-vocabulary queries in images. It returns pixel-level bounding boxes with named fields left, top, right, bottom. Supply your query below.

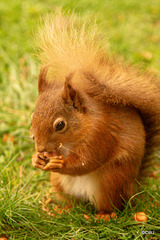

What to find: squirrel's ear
left=38, top=66, right=49, bottom=93
left=62, top=74, right=86, bottom=113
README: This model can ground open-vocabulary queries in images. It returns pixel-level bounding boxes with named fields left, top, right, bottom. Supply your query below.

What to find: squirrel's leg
left=50, top=172, right=80, bottom=210
left=49, top=172, right=68, bottom=202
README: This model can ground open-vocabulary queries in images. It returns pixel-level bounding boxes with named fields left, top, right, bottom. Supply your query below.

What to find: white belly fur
left=59, top=172, right=99, bottom=205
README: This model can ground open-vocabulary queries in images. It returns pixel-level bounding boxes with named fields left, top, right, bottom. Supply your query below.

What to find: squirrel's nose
left=36, top=145, right=46, bottom=153
left=35, top=140, right=57, bottom=153
left=35, top=141, right=46, bottom=153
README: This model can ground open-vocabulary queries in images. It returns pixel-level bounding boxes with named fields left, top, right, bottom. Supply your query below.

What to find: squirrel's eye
left=53, top=117, right=67, bottom=132
left=56, top=121, right=65, bottom=131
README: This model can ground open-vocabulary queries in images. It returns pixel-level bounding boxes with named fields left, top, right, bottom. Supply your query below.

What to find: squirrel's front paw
left=43, top=156, right=64, bottom=172
left=32, top=152, right=49, bottom=170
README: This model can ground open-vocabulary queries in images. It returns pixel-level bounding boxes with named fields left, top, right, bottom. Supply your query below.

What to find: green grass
left=0, top=0, right=160, bottom=239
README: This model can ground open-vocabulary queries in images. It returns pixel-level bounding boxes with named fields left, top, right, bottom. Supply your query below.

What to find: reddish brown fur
left=31, top=14, right=160, bottom=213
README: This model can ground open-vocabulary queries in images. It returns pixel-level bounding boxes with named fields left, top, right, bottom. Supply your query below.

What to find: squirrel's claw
left=32, top=152, right=49, bottom=170
left=32, top=152, right=65, bottom=172
left=43, top=159, right=64, bottom=171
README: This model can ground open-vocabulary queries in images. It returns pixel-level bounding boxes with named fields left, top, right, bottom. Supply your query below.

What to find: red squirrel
left=30, top=13, right=160, bottom=213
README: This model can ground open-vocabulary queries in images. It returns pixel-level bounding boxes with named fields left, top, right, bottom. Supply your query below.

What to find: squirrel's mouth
left=44, top=151, right=59, bottom=158
left=36, top=143, right=70, bottom=160
left=37, top=150, right=61, bottom=160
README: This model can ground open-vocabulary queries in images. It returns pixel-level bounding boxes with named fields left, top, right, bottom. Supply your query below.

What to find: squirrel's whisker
left=58, top=143, right=104, bottom=168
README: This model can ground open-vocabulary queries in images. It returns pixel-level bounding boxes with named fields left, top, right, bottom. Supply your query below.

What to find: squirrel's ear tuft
left=38, top=66, right=49, bottom=93
left=62, top=73, right=86, bottom=113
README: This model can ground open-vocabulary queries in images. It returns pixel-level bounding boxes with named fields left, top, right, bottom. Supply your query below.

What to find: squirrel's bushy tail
left=36, top=11, right=108, bottom=81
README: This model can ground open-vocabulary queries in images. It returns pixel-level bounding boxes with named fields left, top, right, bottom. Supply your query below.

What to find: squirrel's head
left=30, top=67, right=92, bottom=155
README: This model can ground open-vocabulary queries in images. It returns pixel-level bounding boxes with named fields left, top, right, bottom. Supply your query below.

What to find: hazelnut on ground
left=134, top=212, right=147, bottom=222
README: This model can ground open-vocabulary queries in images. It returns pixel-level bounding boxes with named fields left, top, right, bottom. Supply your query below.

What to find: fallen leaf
left=83, top=214, right=91, bottom=221
left=19, top=166, right=23, bottom=178
left=151, top=35, right=159, bottom=43
left=3, top=133, right=15, bottom=143
left=141, top=51, right=153, bottom=61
